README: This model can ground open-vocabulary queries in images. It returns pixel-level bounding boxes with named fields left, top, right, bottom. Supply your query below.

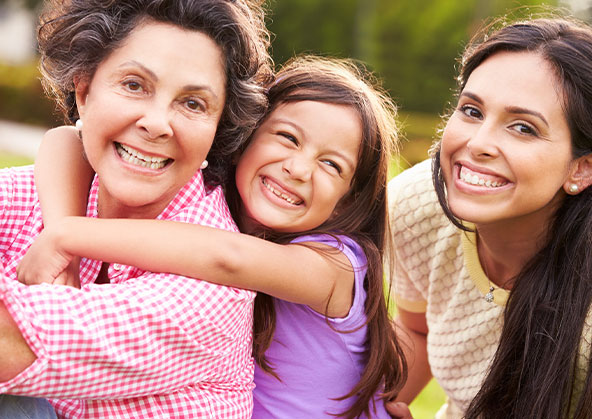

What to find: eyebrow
left=272, top=117, right=357, bottom=171
left=118, top=60, right=221, bottom=100
left=460, top=91, right=549, bottom=127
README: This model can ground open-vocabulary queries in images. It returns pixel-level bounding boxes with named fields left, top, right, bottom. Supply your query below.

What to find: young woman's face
left=235, top=100, right=361, bottom=233
left=440, top=51, right=574, bottom=228
left=76, top=20, right=226, bottom=219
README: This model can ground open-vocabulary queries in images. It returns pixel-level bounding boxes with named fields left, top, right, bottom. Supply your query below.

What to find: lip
left=452, top=162, right=514, bottom=194
left=113, top=141, right=173, bottom=174
left=259, top=175, right=304, bottom=207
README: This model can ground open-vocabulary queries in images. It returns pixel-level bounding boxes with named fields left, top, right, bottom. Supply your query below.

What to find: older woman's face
left=75, top=20, right=226, bottom=219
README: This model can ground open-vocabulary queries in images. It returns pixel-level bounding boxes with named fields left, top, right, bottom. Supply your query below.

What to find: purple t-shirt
left=252, top=234, right=390, bottom=418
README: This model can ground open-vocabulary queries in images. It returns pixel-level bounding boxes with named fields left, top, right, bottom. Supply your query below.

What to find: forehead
left=95, top=20, right=227, bottom=91
left=465, top=51, right=564, bottom=114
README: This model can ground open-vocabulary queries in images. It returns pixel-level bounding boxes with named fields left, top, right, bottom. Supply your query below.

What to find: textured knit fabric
left=0, top=165, right=255, bottom=419
left=388, top=159, right=592, bottom=418
left=252, top=234, right=389, bottom=419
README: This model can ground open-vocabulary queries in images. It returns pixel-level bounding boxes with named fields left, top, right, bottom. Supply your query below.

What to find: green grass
left=0, top=153, right=33, bottom=168
left=410, top=379, right=446, bottom=418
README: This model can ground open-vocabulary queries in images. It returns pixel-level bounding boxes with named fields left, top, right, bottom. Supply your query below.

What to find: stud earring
left=200, top=160, right=208, bottom=170
left=569, top=184, right=579, bottom=194
left=75, top=119, right=83, bottom=140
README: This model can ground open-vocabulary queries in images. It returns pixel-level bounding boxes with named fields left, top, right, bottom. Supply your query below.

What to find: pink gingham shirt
left=0, top=165, right=255, bottom=418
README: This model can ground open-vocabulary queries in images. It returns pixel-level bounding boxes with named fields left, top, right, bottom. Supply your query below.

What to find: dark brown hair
left=432, top=16, right=592, bottom=419
left=37, top=0, right=273, bottom=187
left=227, top=56, right=407, bottom=418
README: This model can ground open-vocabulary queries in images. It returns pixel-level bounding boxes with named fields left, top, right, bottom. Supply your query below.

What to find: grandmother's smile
left=115, top=142, right=172, bottom=170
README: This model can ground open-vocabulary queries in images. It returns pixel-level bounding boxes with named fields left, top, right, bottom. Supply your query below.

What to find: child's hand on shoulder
left=17, top=223, right=80, bottom=288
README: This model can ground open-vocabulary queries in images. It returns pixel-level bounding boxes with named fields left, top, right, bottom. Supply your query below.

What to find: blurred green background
left=1, top=0, right=589, bottom=417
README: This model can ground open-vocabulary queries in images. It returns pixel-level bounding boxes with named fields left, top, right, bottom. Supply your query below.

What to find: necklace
left=485, top=285, right=495, bottom=303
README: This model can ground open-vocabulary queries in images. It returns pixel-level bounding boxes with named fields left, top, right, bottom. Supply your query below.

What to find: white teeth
left=116, top=143, right=170, bottom=169
left=460, top=170, right=507, bottom=188
left=262, top=178, right=301, bottom=205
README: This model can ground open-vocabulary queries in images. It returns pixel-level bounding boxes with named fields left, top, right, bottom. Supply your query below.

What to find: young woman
left=388, top=16, right=592, bottom=419
left=18, top=56, right=408, bottom=418
left=0, top=0, right=272, bottom=417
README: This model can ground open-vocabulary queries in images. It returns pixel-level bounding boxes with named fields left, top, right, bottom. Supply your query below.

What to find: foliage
left=268, top=0, right=559, bottom=113
left=0, top=62, right=60, bottom=127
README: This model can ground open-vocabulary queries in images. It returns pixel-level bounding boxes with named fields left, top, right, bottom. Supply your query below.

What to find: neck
left=475, top=213, right=553, bottom=290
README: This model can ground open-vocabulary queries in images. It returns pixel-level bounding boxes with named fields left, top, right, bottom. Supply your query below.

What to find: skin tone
left=0, top=19, right=227, bottom=381
left=387, top=51, right=592, bottom=414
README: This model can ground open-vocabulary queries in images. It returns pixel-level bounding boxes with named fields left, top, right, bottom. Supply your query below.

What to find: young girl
left=388, top=16, right=592, bottom=419
left=19, top=56, right=407, bottom=418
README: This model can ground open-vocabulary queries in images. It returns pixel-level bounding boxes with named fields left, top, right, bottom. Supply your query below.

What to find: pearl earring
left=75, top=119, right=83, bottom=140
left=569, top=184, right=579, bottom=194
left=200, top=160, right=208, bottom=170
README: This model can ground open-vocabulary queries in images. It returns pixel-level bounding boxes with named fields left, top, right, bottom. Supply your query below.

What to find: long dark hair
left=432, top=17, right=592, bottom=419
left=227, top=56, right=407, bottom=418
left=37, top=0, right=272, bottom=187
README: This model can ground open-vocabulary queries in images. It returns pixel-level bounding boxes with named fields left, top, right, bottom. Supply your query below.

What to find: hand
left=17, top=227, right=80, bottom=288
left=386, top=401, right=413, bottom=419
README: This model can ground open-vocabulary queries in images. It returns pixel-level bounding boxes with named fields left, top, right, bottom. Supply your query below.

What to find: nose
left=466, top=121, right=499, bottom=158
left=136, top=99, right=174, bottom=140
left=282, top=155, right=313, bottom=182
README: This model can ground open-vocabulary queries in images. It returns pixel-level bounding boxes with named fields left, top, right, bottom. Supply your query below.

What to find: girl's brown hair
left=227, top=55, right=407, bottom=418
left=432, top=16, right=592, bottom=419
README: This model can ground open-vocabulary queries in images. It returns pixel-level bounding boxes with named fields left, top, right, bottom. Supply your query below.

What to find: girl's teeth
left=263, top=178, right=301, bottom=205
left=116, top=143, right=169, bottom=169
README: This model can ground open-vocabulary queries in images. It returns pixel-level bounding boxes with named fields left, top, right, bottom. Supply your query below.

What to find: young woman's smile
left=235, top=100, right=361, bottom=233
left=440, top=51, right=574, bottom=229
left=75, top=20, right=226, bottom=219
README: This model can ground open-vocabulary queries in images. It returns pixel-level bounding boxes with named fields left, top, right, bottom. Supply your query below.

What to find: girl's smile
left=235, top=100, right=361, bottom=233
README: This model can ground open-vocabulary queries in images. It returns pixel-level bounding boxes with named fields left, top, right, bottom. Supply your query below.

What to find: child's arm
left=35, top=126, right=94, bottom=225
left=18, top=217, right=355, bottom=317
left=27, top=126, right=94, bottom=287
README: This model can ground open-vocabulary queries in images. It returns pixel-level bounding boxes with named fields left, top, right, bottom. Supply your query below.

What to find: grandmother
left=0, top=0, right=272, bottom=417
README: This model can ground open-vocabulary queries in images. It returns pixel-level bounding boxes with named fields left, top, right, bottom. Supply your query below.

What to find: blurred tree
left=268, top=0, right=558, bottom=113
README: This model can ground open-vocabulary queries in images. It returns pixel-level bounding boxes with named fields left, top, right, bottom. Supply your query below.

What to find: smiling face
left=75, top=20, right=226, bottom=219
left=440, top=51, right=574, bottom=229
left=235, top=100, right=362, bottom=233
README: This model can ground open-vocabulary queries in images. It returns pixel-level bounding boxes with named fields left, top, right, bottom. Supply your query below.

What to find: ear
left=564, top=154, right=592, bottom=195
left=73, top=75, right=90, bottom=119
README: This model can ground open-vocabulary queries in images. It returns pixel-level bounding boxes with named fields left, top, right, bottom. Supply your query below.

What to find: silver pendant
left=485, top=286, right=494, bottom=303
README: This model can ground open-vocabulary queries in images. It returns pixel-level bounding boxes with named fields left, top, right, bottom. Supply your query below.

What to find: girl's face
left=75, top=21, right=226, bottom=219
left=235, top=100, right=362, bottom=233
left=440, top=51, right=574, bottom=229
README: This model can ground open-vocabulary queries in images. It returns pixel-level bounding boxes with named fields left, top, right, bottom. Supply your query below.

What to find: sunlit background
left=0, top=0, right=589, bottom=417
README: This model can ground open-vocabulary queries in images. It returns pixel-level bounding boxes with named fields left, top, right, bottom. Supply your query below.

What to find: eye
left=184, top=98, right=205, bottom=112
left=123, top=80, right=143, bottom=92
left=460, top=104, right=483, bottom=119
left=322, top=159, right=342, bottom=174
left=279, top=132, right=298, bottom=145
left=510, top=122, right=539, bottom=137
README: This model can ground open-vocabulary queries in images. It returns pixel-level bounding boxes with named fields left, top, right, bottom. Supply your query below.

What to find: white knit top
left=388, top=159, right=591, bottom=418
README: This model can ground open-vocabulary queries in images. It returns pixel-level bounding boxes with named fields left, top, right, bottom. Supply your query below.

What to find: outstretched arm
left=19, top=217, right=355, bottom=317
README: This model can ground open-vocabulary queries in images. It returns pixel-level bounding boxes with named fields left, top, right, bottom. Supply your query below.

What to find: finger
left=386, top=402, right=413, bottom=419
